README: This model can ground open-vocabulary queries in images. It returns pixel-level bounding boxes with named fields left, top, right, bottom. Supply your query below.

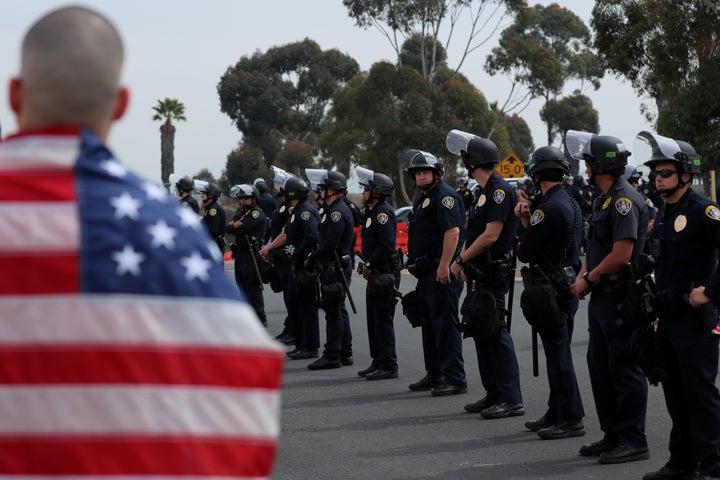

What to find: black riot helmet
left=462, top=137, right=500, bottom=170
left=674, top=140, right=702, bottom=174
left=404, top=149, right=443, bottom=176
left=253, top=178, right=267, bottom=194
left=284, top=176, right=310, bottom=200
left=323, top=171, right=347, bottom=191
left=622, top=165, right=642, bottom=184
left=572, top=174, right=584, bottom=186
left=583, top=135, right=631, bottom=174
left=357, top=166, right=394, bottom=197
left=176, top=177, right=194, bottom=193
left=200, top=182, right=222, bottom=199
left=229, top=184, right=257, bottom=199
left=526, top=146, right=570, bottom=178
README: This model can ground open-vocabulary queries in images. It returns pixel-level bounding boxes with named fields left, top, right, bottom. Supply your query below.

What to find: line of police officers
left=174, top=126, right=720, bottom=480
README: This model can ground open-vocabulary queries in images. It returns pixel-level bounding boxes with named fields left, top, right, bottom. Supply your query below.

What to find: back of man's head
left=18, top=6, right=124, bottom=132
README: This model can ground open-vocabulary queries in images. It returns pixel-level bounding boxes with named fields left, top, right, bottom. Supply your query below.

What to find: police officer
left=569, top=131, right=650, bottom=464
left=640, top=132, right=720, bottom=480
left=176, top=176, right=199, bottom=213
left=446, top=132, right=523, bottom=418
left=456, top=177, right=475, bottom=214
left=404, top=149, right=467, bottom=397
left=623, top=164, right=657, bottom=232
left=200, top=182, right=226, bottom=254
left=283, top=176, right=321, bottom=360
left=515, top=146, right=585, bottom=438
left=260, top=167, right=295, bottom=345
left=227, top=184, right=268, bottom=327
left=357, top=166, right=400, bottom=380
left=305, top=170, right=355, bottom=370
left=254, top=177, right=276, bottom=218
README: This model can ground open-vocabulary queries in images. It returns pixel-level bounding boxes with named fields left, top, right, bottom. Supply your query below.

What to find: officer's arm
left=458, top=221, right=503, bottom=262
left=583, top=238, right=634, bottom=282
left=261, top=228, right=286, bottom=252
left=437, top=227, right=460, bottom=283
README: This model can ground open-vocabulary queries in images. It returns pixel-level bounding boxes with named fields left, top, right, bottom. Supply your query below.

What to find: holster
left=460, top=286, right=505, bottom=342
left=401, top=289, right=426, bottom=328
left=519, top=266, right=563, bottom=332
left=367, top=272, right=397, bottom=309
left=407, top=255, right=439, bottom=278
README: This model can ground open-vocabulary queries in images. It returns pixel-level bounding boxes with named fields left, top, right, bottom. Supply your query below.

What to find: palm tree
left=152, top=98, right=186, bottom=186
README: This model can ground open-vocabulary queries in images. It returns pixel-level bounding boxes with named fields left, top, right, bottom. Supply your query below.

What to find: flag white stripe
left=0, top=295, right=283, bottom=351
left=0, top=386, right=280, bottom=438
left=0, top=203, right=78, bottom=252
left=0, top=135, right=79, bottom=169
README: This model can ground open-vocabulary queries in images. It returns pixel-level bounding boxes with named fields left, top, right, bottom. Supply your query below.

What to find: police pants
left=286, top=271, right=319, bottom=351
left=234, top=252, right=266, bottom=325
left=472, top=288, right=522, bottom=405
left=538, top=295, right=584, bottom=422
left=276, top=257, right=294, bottom=337
left=587, top=289, right=648, bottom=447
left=417, top=272, right=466, bottom=387
left=321, top=263, right=353, bottom=360
left=656, top=305, right=720, bottom=475
left=366, top=272, right=399, bottom=371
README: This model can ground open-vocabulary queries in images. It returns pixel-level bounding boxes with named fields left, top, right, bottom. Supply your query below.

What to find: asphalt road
left=242, top=266, right=687, bottom=480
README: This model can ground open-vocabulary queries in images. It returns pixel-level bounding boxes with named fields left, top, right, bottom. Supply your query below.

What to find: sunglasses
left=654, top=169, right=678, bottom=179
left=363, top=186, right=371, bottom=192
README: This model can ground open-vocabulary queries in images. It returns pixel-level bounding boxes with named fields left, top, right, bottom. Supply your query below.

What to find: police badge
left=492, top=189, right=505, bottom=204
left=705, top=205, right=720, bottom=221
left=300, top=211, right=311, bottom=221
left=615, top=198, right=633, bottom=215
left=530, top=209, right=545, bottom=226
left=331, top=211, right=342, bottom=222
left=377, top=212, right=389, bottom=224
left=441, top=196, right=455, bottom=209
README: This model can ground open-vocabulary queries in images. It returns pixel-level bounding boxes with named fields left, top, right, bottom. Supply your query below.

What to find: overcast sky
left=0, top=1, right=653, bottom=185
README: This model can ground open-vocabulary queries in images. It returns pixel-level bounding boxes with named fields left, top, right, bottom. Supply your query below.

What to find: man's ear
left=112, top=86, right=129, bottom=121
left=9, top=78, right=22, bottom=115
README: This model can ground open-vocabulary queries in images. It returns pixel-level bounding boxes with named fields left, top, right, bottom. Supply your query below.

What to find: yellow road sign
left=495, top=152, right=525, bottom=179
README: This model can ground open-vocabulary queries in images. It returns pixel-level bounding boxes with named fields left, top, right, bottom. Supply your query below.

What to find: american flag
left=0, top=128, right=283, bottom=477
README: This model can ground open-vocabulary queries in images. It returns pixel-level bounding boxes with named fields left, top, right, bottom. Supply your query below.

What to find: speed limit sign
left=495, top=152, right=525, bottom=179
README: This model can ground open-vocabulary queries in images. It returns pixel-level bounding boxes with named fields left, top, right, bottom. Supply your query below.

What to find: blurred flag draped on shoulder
left=0, top=129, right=284, bottom=476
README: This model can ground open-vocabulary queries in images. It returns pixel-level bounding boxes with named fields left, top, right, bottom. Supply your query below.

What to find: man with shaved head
left=0, top=6, right=282, bottom=477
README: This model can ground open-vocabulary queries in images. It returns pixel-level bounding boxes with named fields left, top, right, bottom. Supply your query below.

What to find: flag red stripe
left=0, top=347, right=283, bottom=389
left=0, top=255, right=78, bottom=294
left=0, top=170, right=76, bottom=201
left=0, top=436, right=276, bottom=475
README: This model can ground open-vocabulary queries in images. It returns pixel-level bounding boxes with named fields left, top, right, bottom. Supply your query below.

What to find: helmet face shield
left=446, top=129, right=477, bottom=156
left=271, top=166, right=290, bottom=190
left=402, top=149, right=441, bottom=174
left=565, top=130, right=596, bottom=164
left=356, top=166, right=374, bottom=188
left=305, top=168, right=328, bottom=191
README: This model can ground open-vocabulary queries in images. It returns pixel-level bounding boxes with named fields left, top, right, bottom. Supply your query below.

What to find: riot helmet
left=199, top=182, right=222, bottom=199
left=284, top=176, right=310, bottom=200
left=403, top=149, right=442, bottom=176
left=572, top=174, right=584, bottom=186
left=583, top=135, right=631, bottom=173
left=175, top=176, right=194, bottom=193
left=271, top=166, right=291, bottom=196
left=526, top=146, right=569, bottom=178
left=253, top=178, right=267, bottom=194
left=446, top=129, right=499, bottom=175
left=229, top=184, right=257, bottom=199
left=621, top=164, right=642, bottom=184
left=637, top=131, right=701, bottom=175
left=357, top=166, right=394, bottom=197
left=305, top=168, right=327, bottom=193
left=456, top=177, right=468, bottom=187
left=323, top=171, right=347, bottom=191
left=675, top=140, right=702, bottom=174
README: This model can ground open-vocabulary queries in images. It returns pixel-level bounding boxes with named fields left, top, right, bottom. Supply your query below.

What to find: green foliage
left=320, top=61, right=506, bottom=205
left=400, top=32, right=448, bottom=81
left=152, top=98, right=187, bottom=186
left=486, top=3, right=603, bottom=144
left=592, top=0, right=720, bottom=170
left=217, top=39, right=359, bottom=168
left=497, top=111, right=534, bottom=161
left=540, top=92, right=598, bottom=172
left=152, top=98, right=186, bottom=123
left=225, top=143, right=267, bottom=187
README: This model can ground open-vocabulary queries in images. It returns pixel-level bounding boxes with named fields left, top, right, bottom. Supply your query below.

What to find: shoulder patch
left=645, top=198, right=655, bottom=208
left=377, top=212, right=389, bottom=225
left=441, top=196, right=455, bottom=209
left=530, top=209, right=545, bottom=226
left=602, top=197, right=612, bottom=210
left=331, top=210, right=342, bottom=223
left=300, top=210, right=311, bottom=221
left=705, top=205, right=720, bottom=221
left=208, top=208, right=217, bottom=216
left=615, top=197, right=633, bottom=215
left=492, top=189, right=506, bottom=204
left=251, top=209, right=261, bottom=219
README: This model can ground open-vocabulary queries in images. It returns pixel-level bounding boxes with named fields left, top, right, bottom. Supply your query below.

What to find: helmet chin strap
left=657, top=169, right=689, bottom=197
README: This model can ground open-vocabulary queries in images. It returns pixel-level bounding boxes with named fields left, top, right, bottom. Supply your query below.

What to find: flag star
left=180, top=251, right=213, bottom=282
left=147, top=219, right=176, bottom=249
left=100, top=160, right=128, bottom=177
left=177, top=206, right=202, bottom=229
left=110, top=192, right=142, bottom=220
left=112, top=244, right=145, bottom=276
left=143, top=182, right=168, bottom=201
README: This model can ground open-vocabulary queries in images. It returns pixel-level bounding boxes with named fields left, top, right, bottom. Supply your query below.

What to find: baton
left=532, top=326, right=539, bottom=377
left=246, top=235, right=264, bottom=290
left=334, top=250, right=357, bottom=314
left=505, top=236, right=519, bottom=333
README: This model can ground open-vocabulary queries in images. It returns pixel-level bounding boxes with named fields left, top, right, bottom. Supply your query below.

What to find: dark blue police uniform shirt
left=270, top=202, right=292, bottom=239
left=315, top=198, right=354, bottom=260
left=226, top=205, right=267, bottom=240
left=517, top=184, right=582, bottom=271
left=466, top=172, right=519, bottom=260
left=408, top=181, right=464, bottom=262
left=586, top=178, right=648, bottom=272
left=361, top=201, right=397, bottom=266
left=651, top=188, right=720, bottom=301
left=285, top=200, right=319, bottom=259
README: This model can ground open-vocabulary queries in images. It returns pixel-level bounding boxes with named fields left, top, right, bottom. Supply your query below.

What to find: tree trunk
left=160, top=119, right=176, bottom=186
